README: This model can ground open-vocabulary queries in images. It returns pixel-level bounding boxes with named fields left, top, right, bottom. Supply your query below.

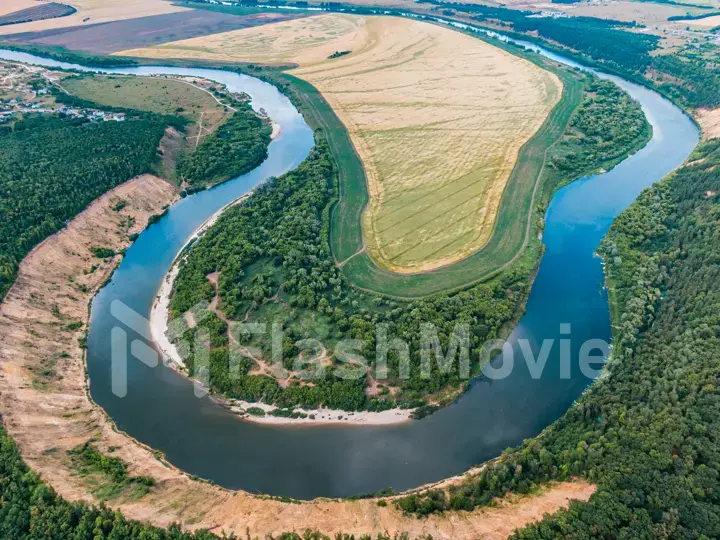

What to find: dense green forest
left=55, top=79, right=272, bottom=188
left=0, top=113, right=167, bottom=301
left=168, top=75, right=650, bottom=414
left=395, top=139, right=720, bottom=538
left=178, top=106, right=271, bottom=187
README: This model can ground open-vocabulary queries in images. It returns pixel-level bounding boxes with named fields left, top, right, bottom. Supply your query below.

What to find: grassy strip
left=68, top=442, right=155, bottom=501
left=277, top=73, right=368, bottom=263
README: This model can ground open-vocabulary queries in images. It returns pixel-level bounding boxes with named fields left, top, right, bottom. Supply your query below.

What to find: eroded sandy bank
left=148, top=192, right=413, bottom=426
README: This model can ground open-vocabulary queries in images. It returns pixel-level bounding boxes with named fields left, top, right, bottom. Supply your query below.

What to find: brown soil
left=696, top=107, right=720, bottom=140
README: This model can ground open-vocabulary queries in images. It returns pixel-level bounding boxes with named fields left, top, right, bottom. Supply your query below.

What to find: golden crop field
left=121, top=14, right=561, bottom=273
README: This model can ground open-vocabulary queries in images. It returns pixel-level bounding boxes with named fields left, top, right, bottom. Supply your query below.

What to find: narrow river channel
left=0, top=26, right=699, bottom=499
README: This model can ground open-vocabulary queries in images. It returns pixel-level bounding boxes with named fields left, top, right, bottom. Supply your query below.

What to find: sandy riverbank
left=148, top=191, right=414, bottom=426
left=228, top=399, right=413, bottom=425
left=148, top=194, right=247, bottom=371
left=270, top=119, right=282, bottom=140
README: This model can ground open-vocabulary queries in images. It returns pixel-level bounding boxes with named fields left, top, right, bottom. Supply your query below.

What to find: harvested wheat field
left=681, top=14, right=720, bottom=27
left=121, top=15, right=562, bottom=273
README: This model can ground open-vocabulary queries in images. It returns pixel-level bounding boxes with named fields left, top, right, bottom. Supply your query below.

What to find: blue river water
left=0, top=27, right=698, bottom=499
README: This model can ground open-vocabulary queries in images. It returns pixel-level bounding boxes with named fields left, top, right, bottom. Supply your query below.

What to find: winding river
left=0, top=25, right=699, bottom=500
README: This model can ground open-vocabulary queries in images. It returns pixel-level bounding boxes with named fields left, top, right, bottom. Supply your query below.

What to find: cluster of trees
left=68, top=443, right=155, bottom=488
left=170, top=141, right=385, bottom=411
left=169, top=136, right=525, bottom=411
left=543, top=77, right=651, bottom=197
left=1, top=70, right=274, bottom=302
left=652, top=52, right=720, bottom=112
left=168, top=75, right=648, bottom=413
left=178, top=107, right=271, bottom=187
left=0, top=113, right=167, bottom=300
left=396, top=139, right=720, bottom=538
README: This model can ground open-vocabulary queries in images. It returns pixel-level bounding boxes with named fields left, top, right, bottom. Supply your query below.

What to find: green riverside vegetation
left=168, top=72, right=650, bottom=414
left=177, top=106, right=271, bottom=187
left=0, top=113, right=167, bottom=301
left=0, top=69, right=272, bottom=302
left=395, top=138, right=720, bottom=538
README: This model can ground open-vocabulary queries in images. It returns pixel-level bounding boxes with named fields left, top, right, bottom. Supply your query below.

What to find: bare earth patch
left=696, top=107, right=720, bottom=140
left=120, top=14, right=562, bottom=274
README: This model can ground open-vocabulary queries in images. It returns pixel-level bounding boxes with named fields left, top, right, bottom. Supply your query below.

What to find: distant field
left=549, top=1, right=703, bottom=23
left=120, top=13, right=369, bottom=66
left=2, top=9, right=304, bottom=54
left=121, top=14, right=562, bottom=273
left=0, top=2, right=75, bottom=27
left=681, top=13, right=720, bottom=25
left=60, top=73, right=269, bottom=185
left=0, top=0, right=42, bottom=18
left=0, top=0, right=188, bottom=36
left=62, top=75, right=226, bottom=121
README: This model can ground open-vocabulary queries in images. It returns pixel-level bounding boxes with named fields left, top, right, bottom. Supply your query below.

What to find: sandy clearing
left=0, top=0, right=188, bottom=36
left=696, top=107, right=720, bottom=139
left=120, top=14, right=562, bottom=274
left=681, top=14, right=720, bottom=26
left=228, top=399, right=413, bottom=425
left=0, top=171, right=596, bottom=536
